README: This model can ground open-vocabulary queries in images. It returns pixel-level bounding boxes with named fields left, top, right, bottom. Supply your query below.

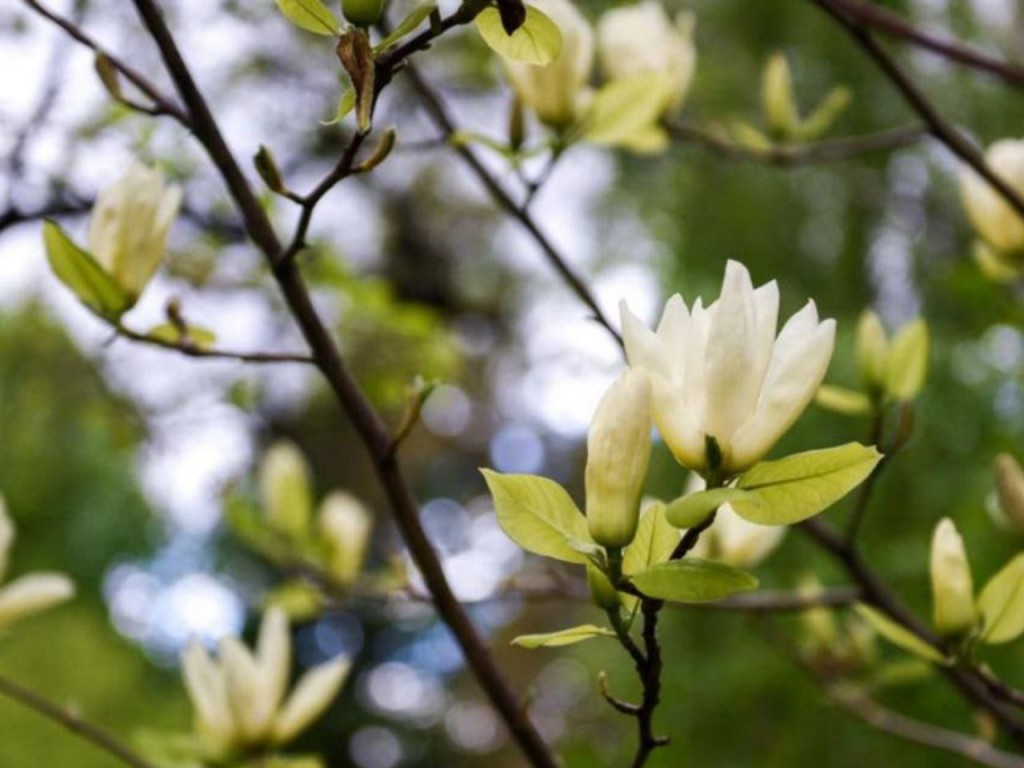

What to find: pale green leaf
left=580, top=73, right=675, bottom=148
left=274, top=0, right=340, bottom=35
left=42, top=220, right=132, bottom=319
left=375, top=2, right=436, bottom=51
left=475, top=6, right=561, bottom=65
left=854, top=604, right=949, bottom=664
left=623, top=502, right=680, bottom=575
left=482, top=469, right=594, bottom=564
left=321, top=89, right=355, bottom=126
left=815, top=384, right=872, bottom=416
left=732, top=443, right=882, bottom=525
left=796, top=85, right=852, bottom=142
left=144, top=323, right=217, bottom=349
left=630, top=559, right=758, bottom=603
left=664, top=488, right=758, bottom=529
left=885, top=319, right=929, bottom=401
left=978, top=553, right=1024, bottom=645
left=511, top=624, right=615, bottom=648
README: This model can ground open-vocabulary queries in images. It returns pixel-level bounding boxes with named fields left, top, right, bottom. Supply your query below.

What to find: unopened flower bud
left=996, top=453, right=1024, bottom=533
left=341, top=0, right=383, bottom=27
left=930, top=518, right=976, bottom=637
left=259, top=441, right=313, bottom=541
left=762, top=54, right=799, bottom=140
left=855, top=310, right=888, bottom=392
left=585, top=371, right=652, bottom=549
left=319, top=491, right=372, bottom=586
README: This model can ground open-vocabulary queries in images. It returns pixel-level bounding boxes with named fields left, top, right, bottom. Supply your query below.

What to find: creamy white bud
left=272, top=656, right=351, bottom=744
left=0, top=573, right=74, bottom=629
left=319, top=491, right=372, bottom=586
left=961, top=140, right=1024, bottom=257
left=596, top=2, right=696, bottom=114
left=259, top=441, right=313, bottom=540
left=855, top=310, right=889, bottom=391
left=622, top=260, right=835, bottom=475
left=88, top=162, right=181, bottom=301
left=504, top=0, right=594, bottom=127
left=585, top=370, right=652, bottom=548
left=930, top=518, right=976, bottom=637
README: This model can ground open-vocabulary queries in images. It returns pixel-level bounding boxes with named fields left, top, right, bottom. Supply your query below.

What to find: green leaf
left=374, top=2, right=436, bottom=51
left=854, top=604, right=949, bottom=664
left=482, top=469, right=594, bottom=564
left=511, top=624, right=615, bottom=649
left=322, top=89, right=356, bottom=126
left=732, top=443, right=882, bottom=525
left=630, top=559, right=758, bottom=603
left=885, top=319, right=929, bottom=401
left=475, top=6, right=562, bottom=65
left=978, top=553, right=1024, bottom=645
left=42, top=220, right=132, bottom=319
left=579, top=73, right=675, bottom=148
left=274, top=0, right=340, bottom=35
left=664, top=488, right=758, bottom=529
left=144, top=323, right=217, bottom=349
left=795, top=85, right=852, bottom=142
left=623, top=502, right=679, bottom=575
left=815, top=384, right=872, bottom=416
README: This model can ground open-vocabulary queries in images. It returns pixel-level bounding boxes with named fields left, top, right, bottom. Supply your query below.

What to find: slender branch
left=0, top=674, right=158, bottom=768
left=123, top=3, right=558, bottom=766
left=112, top=324, right=314, bottom=365
left=400, top=63, right=622, bottom=345
left=18, top=0, right=190, bottom=125
left=666, top=122, right=926, bottom=166
left=846, top=406, right=888, bottom=540
left=822, top=0, right=1024, bottom=89
left=813, top=0, right=1024, bottom=224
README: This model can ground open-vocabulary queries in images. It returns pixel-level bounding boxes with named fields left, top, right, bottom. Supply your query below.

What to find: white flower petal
left=182, top=640, right=235, bottom=742
left=256, top=607, right=291, bottom=714
left=221, top=637, right=274, bottom=742
left=272, top=657, right=351, bottom=744
left=750, top=280, right=780, bottom=392
left=0, top=572, right=74, bottom=628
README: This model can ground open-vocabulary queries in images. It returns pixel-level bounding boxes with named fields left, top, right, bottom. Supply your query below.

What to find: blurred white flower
left=584, top=370, right=652, bottom=549
left=621, top=260, right=835, bottom=475
left=0, top=496, right=75, bottom=631
left=182, top=607, right=350, bottom=756
left=88, top=162, right=182, bottom=302
left=319, top=491, right=373, bottom=586
left=960, top=140, right=1024, bottom=271
left=596, top=1, right=696, bottom=114
left=930, top=518, right=976, bottom=637
left=504, top=0, right=594, bottom=128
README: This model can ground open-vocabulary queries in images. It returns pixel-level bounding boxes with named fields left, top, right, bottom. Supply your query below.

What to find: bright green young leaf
left=144, top=323, right=217, bottom=349
left=732, top=443, right=882, bottom=525
left=795, top=85, right=852, bottom=142
left=475, top=6, right=562, bottom=66
left=482, top=469, right=594, bottom=564
left=274, top=0, right=340, bottom=35
left=511, top=624, right=616, bottom=649
left=885, top=319, right=929, bottom=401
left=864, top=658, right=936, bottom=692
left=322, top=89, right=356, bottom=126
left=854, top=604, right=949, bottom=665
left=374, top=2, right=437, bottom=51
left=42, top=220, right=132, bottom=320
left=624, top=502, right=680, bottom=576
left=579, top=73, right=675, bottom=148
left=664, top=488, right=758, bottom=529
left=629, top=559, right=758, bottom=603
left=978, top=553, right=1024, bottom=645
left=815, top=384, right=872, bottom=416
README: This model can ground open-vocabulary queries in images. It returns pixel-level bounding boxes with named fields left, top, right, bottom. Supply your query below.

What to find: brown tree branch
left=121, top=2, right=559, bottom=766
left=0, top=674, right=158, bottom=768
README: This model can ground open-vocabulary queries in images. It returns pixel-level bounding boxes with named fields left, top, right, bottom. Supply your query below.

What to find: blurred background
left=3, top=0, right=1024, bottom=765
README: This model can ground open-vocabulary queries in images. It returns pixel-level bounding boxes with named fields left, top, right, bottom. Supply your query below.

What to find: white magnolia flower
left=88, top=162, right=182, bottom=301
left=504, top=0, right=594, bottom=128
left=596, top=1, right=696, bottom=113
left=930, top=518, right=976, bottom=637
left=585, top=370, right=652, bottom=549
left=686, top=475, right=785, bottom=568
left=319, top=491, right=373, bottom=585
left=960, top=140, right=1024, bottom=263
left=621, top=260, right=835, bottom=475
left=0, top=496, right=75, bottom=631
left=182, top=607, right=350, bottom=756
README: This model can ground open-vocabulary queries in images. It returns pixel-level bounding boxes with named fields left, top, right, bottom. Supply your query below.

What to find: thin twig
left=0, top=674, right=158, bottom=768
left=822, top=0, right=1024, bottom=89
left=113, top=324, right=314, bottom=365
left=666, top=122, right=926, bottom=166
left=813, top=0, right=1024, bottom=225
left=123, top=2, right=559, bottom=766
